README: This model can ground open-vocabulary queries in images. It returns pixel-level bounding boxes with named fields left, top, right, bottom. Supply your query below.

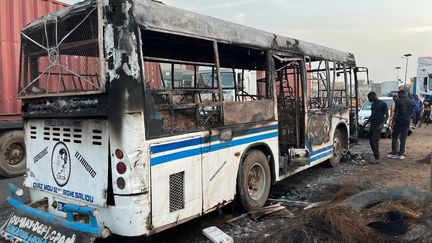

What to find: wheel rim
left=247, top=163, right=266, bottom=201
left=333, top=134, right=342, bottom=161
left=4, top=142, right=25, bottom=166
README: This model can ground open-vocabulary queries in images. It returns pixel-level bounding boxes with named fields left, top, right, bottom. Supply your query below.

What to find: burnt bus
left=1, top=0, right=362, bottom=241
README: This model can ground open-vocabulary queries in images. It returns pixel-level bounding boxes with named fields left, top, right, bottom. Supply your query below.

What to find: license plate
left=1, top=208, right=97, bottom=243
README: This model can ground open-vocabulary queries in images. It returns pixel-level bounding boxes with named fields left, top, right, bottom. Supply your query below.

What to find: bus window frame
left=140, top=29, right=275, bottom=139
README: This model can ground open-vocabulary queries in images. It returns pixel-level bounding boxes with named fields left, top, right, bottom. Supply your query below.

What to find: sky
left=62, top=0, right=432, bottom=83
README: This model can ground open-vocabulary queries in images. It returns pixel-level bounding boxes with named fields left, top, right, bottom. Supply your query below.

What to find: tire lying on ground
left=0, top=131, right=26, bottom=177
left=344, top=186, right=432, bottom=242
left=344, top=186, right=432, bottom=209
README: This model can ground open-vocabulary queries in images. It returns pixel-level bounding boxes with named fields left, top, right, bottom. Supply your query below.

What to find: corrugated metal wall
left=0, top=0, right=68, bottom=121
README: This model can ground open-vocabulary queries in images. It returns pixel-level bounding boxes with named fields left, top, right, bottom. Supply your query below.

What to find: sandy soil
left=340, top=126, right=432, bottom=190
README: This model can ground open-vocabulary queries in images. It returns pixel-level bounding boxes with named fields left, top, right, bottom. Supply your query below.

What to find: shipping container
left=0, top=0, right=68, bottom=177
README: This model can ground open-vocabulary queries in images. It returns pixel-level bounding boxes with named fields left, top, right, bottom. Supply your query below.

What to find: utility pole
left=402, top=53, right=412, bottom=90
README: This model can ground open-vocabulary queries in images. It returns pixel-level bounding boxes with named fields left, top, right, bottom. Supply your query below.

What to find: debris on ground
left=202, top=226, right=234, bottom=243
left=227, top=204, right=294, bottom=224
left=341, top=150, right=367, bottom=165
left=266, top=203, right=383, bottom=243
left=317, top=184, right=368, bottom=205
left=228, top=186, right=432, bottom=243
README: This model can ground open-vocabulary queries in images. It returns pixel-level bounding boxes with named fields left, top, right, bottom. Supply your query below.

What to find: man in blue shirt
left=411, top=95, right=422, bottom=128
left=364, top=92, right=388, bottom=162
left=388, top=90, right=413, bottom=160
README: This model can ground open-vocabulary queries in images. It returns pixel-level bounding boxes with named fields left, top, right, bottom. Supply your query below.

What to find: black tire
left=344, top=186, right=432, bottom=209
left=0, top=131, right=26, bottom=177
left=237, top=150, right=271, bottom=211
left=328, top=129, right=345, bottom=167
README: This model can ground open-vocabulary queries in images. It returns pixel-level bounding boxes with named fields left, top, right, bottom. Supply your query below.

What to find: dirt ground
left=338, top=126, right=432, bottom=190
left=128, top=126, right=432, bottom=243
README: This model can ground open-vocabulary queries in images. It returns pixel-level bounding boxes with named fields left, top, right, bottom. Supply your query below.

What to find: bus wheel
left=237, top=150, right=271, bottom=211
left=328, top=129, right=344, bottom=167
left=0, top=131, right=26, bottom=177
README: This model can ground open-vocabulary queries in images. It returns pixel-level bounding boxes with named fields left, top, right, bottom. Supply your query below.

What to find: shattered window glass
left=18, top=6, right=101, bottom=97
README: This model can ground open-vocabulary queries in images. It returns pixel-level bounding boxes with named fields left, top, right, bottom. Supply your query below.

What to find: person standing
left=412, top=95, right=422, bottom=128
left=419, top=95, right=431, bottom=127
left=388, top=90, right=413, bottom=160
left=388, top=94, right=400, bottom=153
left=364, top=92, right=388, bottom=162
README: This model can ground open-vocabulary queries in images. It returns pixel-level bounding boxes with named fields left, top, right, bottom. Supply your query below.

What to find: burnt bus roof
left=22, top=0, right=96, bottom=32
left=22, top=0, right=356, bottom=65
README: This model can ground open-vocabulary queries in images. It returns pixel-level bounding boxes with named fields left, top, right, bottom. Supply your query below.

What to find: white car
left=358, top=97, right=394, bottom=137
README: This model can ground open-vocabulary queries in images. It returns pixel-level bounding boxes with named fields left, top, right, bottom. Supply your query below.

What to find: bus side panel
left=202, top=123, right=279, bottom=213
left=149, top=133, right=204, bottom=229
left=309, top=111, right=349, bottom=165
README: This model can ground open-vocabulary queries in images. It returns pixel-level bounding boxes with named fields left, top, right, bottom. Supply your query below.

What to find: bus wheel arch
left=328, top=124, right=348, bottom=167
left=236, top=144, right=273, bottom=211
left=240, top=143, right=275, bottom=184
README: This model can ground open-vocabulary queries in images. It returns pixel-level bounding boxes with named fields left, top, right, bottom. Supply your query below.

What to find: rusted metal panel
left=144, top=62, right=162, bottom=89
left=0, top=0, right=68, bottom=121
left=223, top=100, right=274, bottom=125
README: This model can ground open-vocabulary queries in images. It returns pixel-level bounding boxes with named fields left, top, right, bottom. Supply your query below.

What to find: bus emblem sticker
left=51, top=142, right=71, bottom=187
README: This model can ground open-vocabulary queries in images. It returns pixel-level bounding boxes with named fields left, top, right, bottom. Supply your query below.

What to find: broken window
left=274, top=56, right=305, bottom=149
left=307, top=60, right=348, bottom=109
left=308, top=60, right=330, bottom=109
left=141, top=29, right=274, bottom=138
left=18, top=6, right=101, bottom=97
left=217, top=43, right=274, bottom=126
left=328, top=62, right=348, bottom=107
left=141, top=30, right=221, bottom=138
left=217, top=43, right=270, bottom=101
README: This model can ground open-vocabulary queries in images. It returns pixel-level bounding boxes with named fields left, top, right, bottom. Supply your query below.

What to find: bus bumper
left=1, top=183, right=103, bottom=242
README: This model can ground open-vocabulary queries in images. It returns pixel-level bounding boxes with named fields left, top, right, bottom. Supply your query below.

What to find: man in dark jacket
left=388, top=90, right=413, bottom=160
left=364, top=92, right=388, bottom=162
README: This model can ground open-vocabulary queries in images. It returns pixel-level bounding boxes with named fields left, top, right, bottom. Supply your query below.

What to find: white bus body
left=415, top=57, right=432, bottom=99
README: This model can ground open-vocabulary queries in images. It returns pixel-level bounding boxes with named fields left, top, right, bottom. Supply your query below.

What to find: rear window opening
left=18, top=6, right=102, bottom=98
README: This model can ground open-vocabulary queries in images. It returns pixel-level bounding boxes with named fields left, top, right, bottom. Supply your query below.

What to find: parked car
left=358, top=97, right=394, bottom=137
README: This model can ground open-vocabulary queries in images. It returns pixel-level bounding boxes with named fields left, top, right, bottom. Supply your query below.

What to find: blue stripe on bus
left=151, top=131, right=278, bottom=166
left=150, top=137, right=205, bottom=154
left=310, top=150, right=333, bottom=163
left=310, top=145, right=333, bottom=156
left=150, top=125, right=278, bottom=154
